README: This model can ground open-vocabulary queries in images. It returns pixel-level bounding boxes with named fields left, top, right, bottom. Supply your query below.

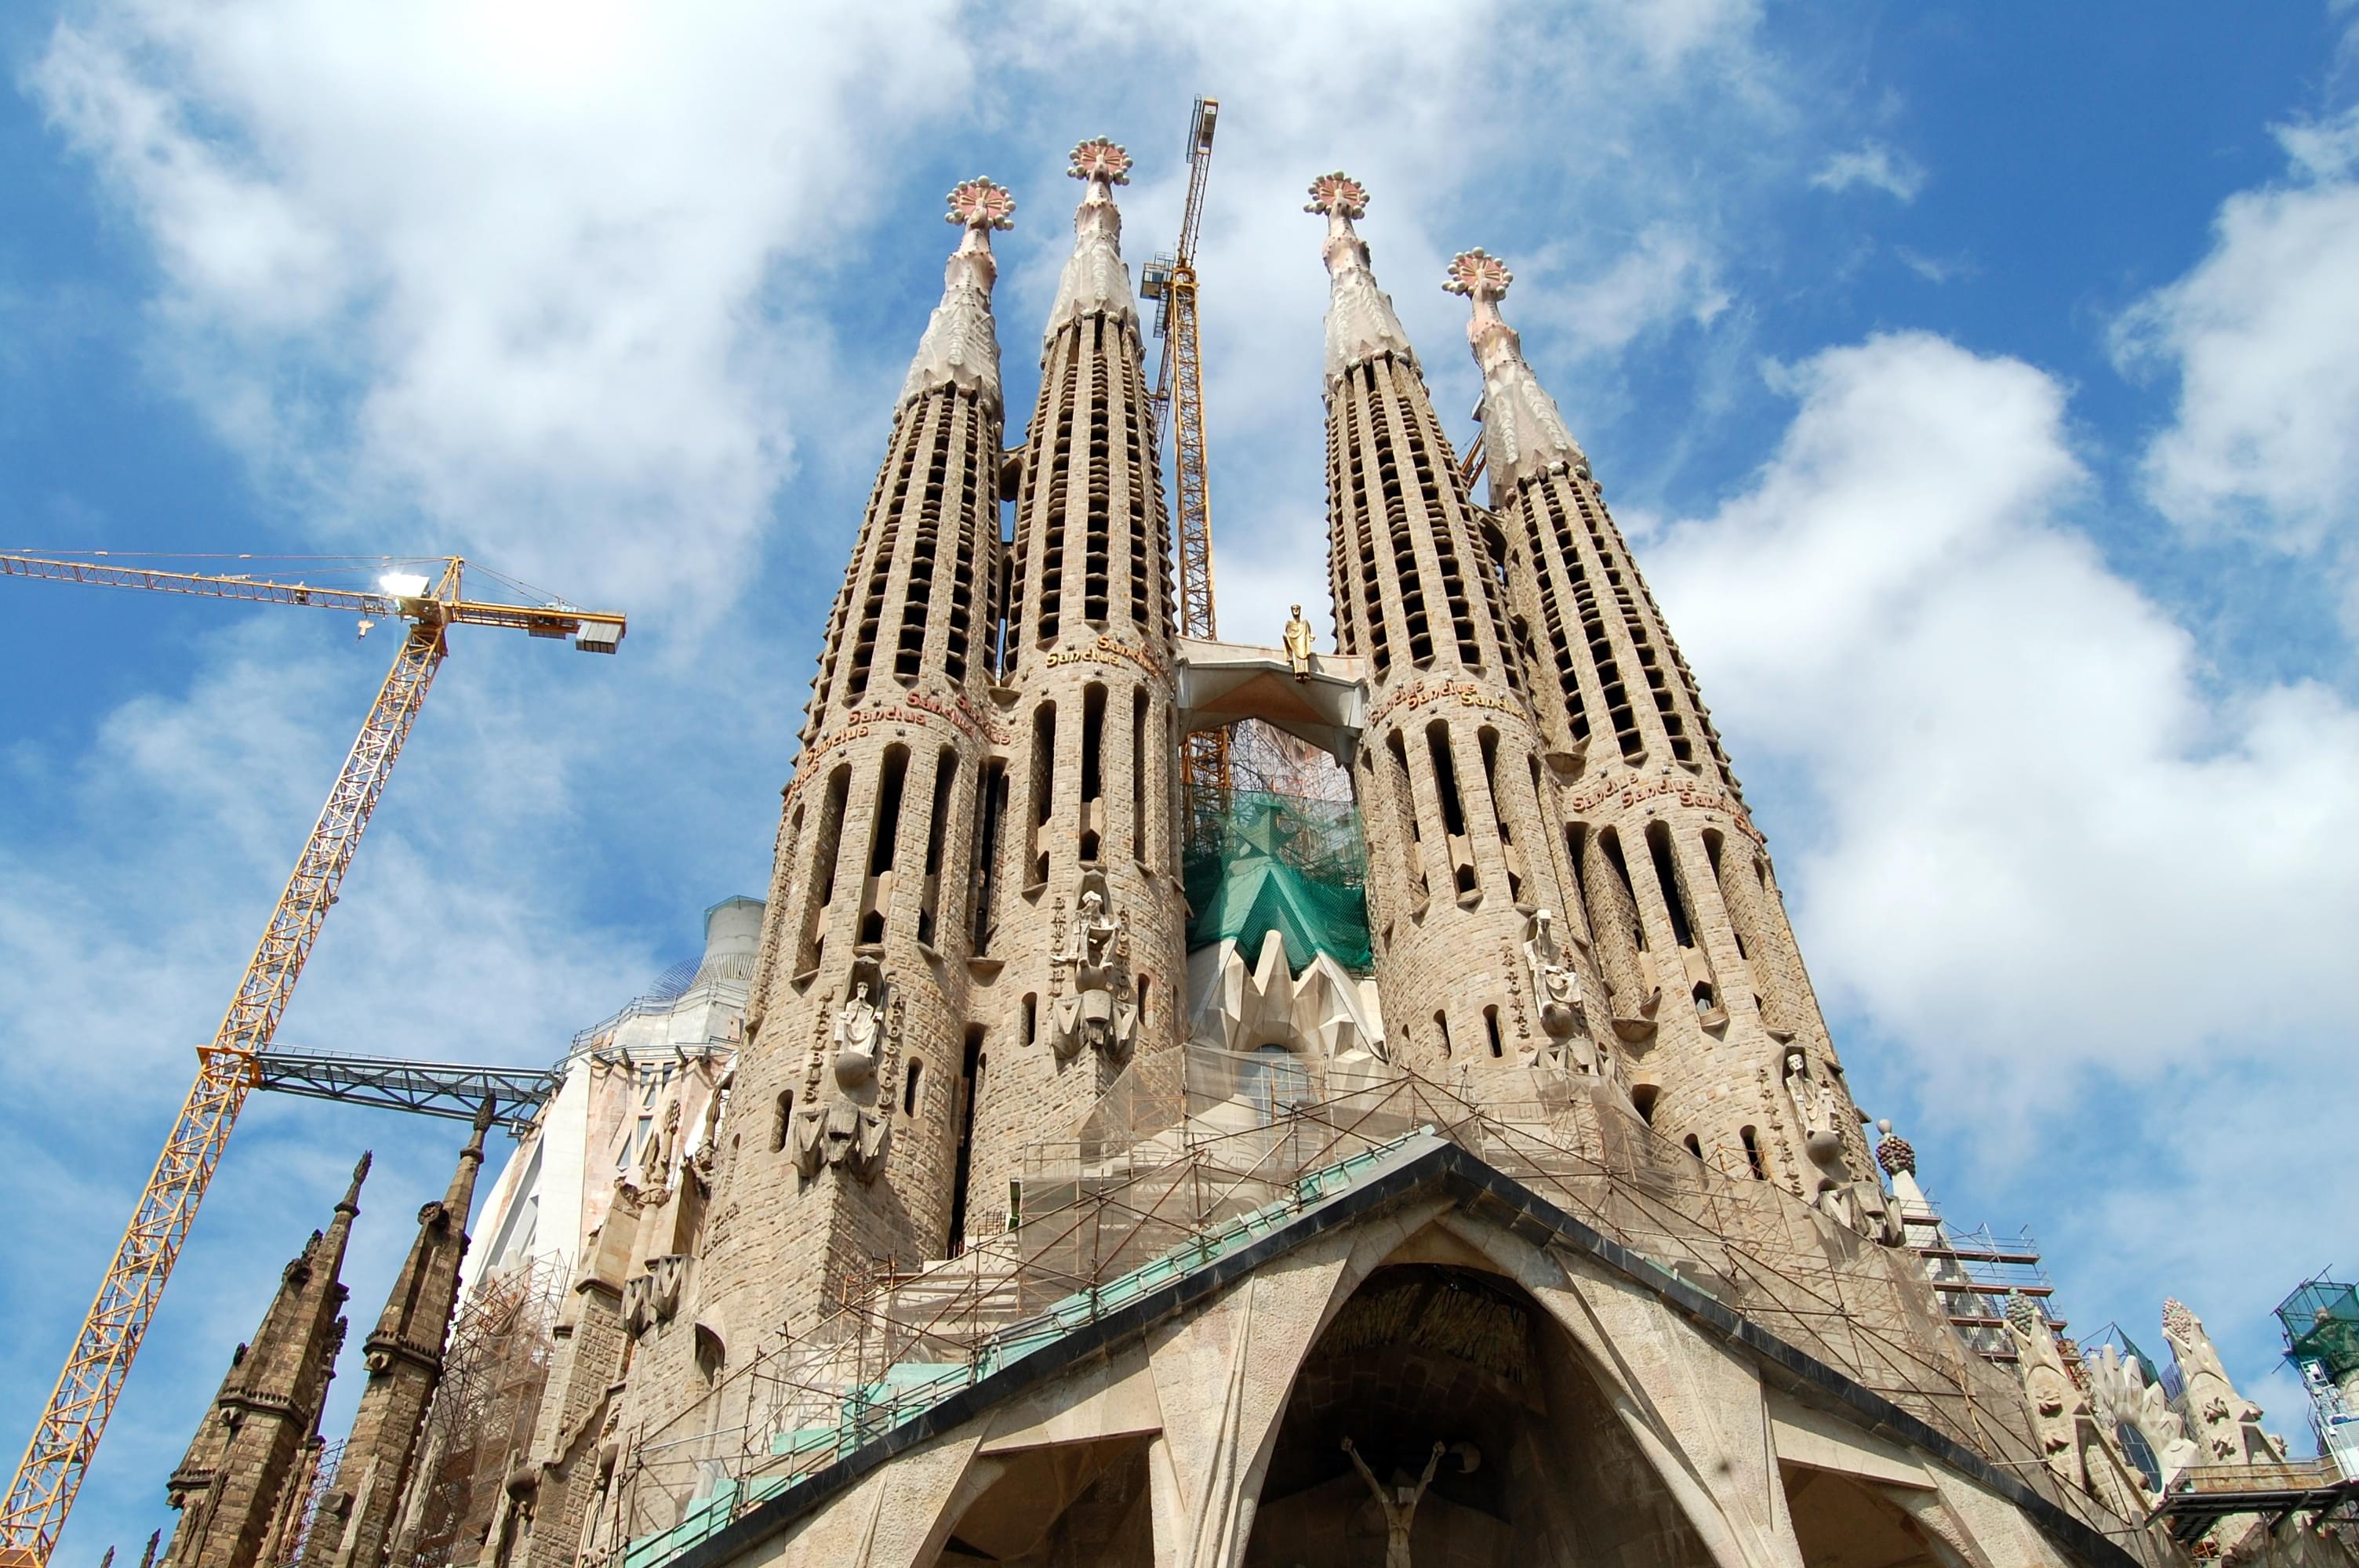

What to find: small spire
left=1305, top=172, right=1417, bottom=393
left=467, top=1096, right=496, bottom=1149
left=900, top=178, right=1013, bottom=413
left=1445, top=246, right=1588, bottom=490
left=340, top=1151, right=373, bottom=1214
left=1047, top=137, right=1137, bottom=335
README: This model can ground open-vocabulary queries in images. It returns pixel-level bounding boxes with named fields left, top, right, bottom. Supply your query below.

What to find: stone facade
left=361, top=150, right=2353, bottom=1568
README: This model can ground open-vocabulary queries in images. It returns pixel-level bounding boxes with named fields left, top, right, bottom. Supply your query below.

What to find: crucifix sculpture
left=1342, top=1437, right=1445, bottom=1566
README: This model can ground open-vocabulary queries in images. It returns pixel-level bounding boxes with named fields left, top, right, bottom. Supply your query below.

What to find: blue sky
left=3, top=1, right=2357, bottom=1555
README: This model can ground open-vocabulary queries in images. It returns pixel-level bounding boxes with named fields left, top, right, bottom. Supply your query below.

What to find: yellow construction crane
left=0, top=552, right=624, bottom=1566
left=1140, top=95, right=1227, bottom=800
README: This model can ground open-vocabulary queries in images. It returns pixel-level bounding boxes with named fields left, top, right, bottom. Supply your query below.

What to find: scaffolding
left=391, top=1255, right=567, bottom=1568
left=1889, top=1181, right=2070, bottom=1367
left=591, top=1046, right=2170, bottom=1568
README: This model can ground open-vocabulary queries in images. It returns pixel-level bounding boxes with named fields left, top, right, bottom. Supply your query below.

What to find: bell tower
left=964, top=138, right=1186, bottom=1247
left=1448, top=247, right=1870, bottom=1200
left=709, top=176, right=1016, bottom=1345
left=1308, top=174, right=1596, bottom=1092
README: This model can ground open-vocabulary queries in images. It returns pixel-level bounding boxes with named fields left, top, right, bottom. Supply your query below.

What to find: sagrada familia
left=150, top=139, right=2358, bottom=1568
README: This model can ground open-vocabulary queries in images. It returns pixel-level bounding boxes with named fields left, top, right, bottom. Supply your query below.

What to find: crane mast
left=1143, top=96, right=1228, bottom=800
left=0, top=554, right=623, bottom=1565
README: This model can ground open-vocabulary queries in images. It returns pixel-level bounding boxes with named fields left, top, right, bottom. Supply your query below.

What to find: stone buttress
left=1308, top=175, right=1592, bottom=1095
left=1447, top=248, right=1872, bottom=1202
left=302, top=1109, right=492, bottom=1568
left=162, top=1157, right=365, bottom=1568
left=963, top=139, right=1185, bottom=1247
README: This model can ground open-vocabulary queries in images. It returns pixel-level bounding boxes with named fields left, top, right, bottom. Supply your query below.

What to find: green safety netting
left=1183, top=787, right=1373, bottom=974
left=2278, top=1279, right=2359, bottom=1380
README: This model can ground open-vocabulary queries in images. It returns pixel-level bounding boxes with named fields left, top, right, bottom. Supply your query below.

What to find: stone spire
left=1307, top=172, right=1418, bottom=392
left=969, top=130, right=1185, bottom=1247
left=1444, top=248, right=1589, bottom=491
left=304, top=1108, right=488, bottom=1555
left=1438, top=233, right=1876, bottom=1200
left=302, top=1109, right=493, bottom=1568
left=1045, top=136, right=1136, bottom=336
left=899, top=176, right=1014, bottom=414
left=162, top=1155, right=366, bottom=1568
left=1308, top=173, right=1581, bottom=1097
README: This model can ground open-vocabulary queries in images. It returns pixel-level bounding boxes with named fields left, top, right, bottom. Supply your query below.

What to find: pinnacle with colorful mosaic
left=946, top=176, right=1016, bottom=233
left=1068, top=138, right=1132, bottom=187
left=1444, top=248, right=1513, bottom=301
left=1303, top=171, right=1369, bottom=221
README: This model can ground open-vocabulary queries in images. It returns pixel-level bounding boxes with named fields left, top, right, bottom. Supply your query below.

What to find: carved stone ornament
left=1049, top=140, right=1135, bottom=335
left=2008, top=1293, right=2089, bottom=1490
left=1521, top=907, right=1587, bottom=1046
left=1307, top=170, right=1417, bottom=392
left=791, top=964, right=894, bottom=1181
left=622, top=1254, right=690, bottom=1337
left=901, top=177, right=1012, bottom=414
left=1049, top=871, right=1138, bottom=1064
left=1446, top=245, right=1590, bottom=488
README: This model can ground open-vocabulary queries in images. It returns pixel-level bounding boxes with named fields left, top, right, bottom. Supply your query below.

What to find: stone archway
left=1780, top=1465, right=1959, bottom=1568
left=1243, top=1262, right=1717, bottom=1566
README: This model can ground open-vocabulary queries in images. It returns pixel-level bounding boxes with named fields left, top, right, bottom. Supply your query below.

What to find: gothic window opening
left=918, top=749, right=959, bottom=948
left=1121, top=356, right=1152, bottom=633
left=1425, top=722, right=1475, bottom=897
left=1386, top=731, right=1426, bottom=896
left=1035, top=344, right=1081, bottom=647
left=1434, top=1011, right=1452, bottom=1059
left=860, top=745, right=910, bottom=945
left=947, top=416, right=981, bottom=684
left=1739, top=1125, right=1767, bottom=1181
left=1685, top=1134, right=1703, bottom=1160
left=902, top=1058, right=923, bottom=1117
left=1023, top=993, right=1038, bottom=1047
left=1703, top=831, right=1747, bottom=958
left=894, top=407, right=952, bottom=682
left=1029, top=703, right=1056, bottom=887
left=771, top=1091, right=793, bottom=1153
left=1598, top=829, right=1647, bottom=953
left=971, top=760, right=1007, bottom=953
left=845, top=409, right=922, bottom=701
left=1645, top=822, right=1696, bottom=949
left=1630, top=1084, right=1658, bottom=1125
left=1483, top=1005, right=1503, bottom=1058
left=795, top=766, right=852, bottom=980
left=1478, top=727, right=1522, bottom=903
left=946, top=1028, right=985, bottom=1258
left=1079, top=683, right=1107, bottom=863
left=1130, top=689, right=1148, bottom=862
left=1138, top=973, right=1152, bottom=1026
left=1084, top=321, right=1114, bottom=625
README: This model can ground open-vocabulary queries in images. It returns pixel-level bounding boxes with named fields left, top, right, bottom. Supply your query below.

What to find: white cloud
left=2113, top=103, right=2359, bottom=616
left=1653, top=332, right=2359, bottom=1112
left=33, top=1, right=976, bottom=615
left=1809, top=140, right=1925, bottom=201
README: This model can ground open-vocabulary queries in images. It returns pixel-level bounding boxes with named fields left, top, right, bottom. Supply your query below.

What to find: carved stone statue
left=2007, top=1294, right=2088, bottom=1489
left=1283, top=604, right=1315, bottom=681
left=1521, top=908, right=1586, bottom=1045
left=2161, top=1298, right=2277, bottom=1465
left=639, top=1099, right=679, bottom=1187
left=1050, top=878, right=1137, bottom=1063
left=1343, top=1437, right=1445, bottom=1568
left=793, top=973, right=892, bottom=1180
left=1781, top=1046, right=1860, bottom=1222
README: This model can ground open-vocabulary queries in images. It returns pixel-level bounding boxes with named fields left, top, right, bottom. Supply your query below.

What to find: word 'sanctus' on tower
left=963, top=137, right=1184, bottom=1241
left=1308, top=173, right=1602, bottom=1098
left=1447, top=245, right=1877, bottom=1215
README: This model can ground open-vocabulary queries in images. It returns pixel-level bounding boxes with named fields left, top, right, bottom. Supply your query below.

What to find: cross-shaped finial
left=1303, top=171, right=1369, bottom=220
left=946, top=176, right=1017, bottom=232
left=1444, top=248, right=1513, bottom=300
left=1068, top=137, right=1132, bottom=186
